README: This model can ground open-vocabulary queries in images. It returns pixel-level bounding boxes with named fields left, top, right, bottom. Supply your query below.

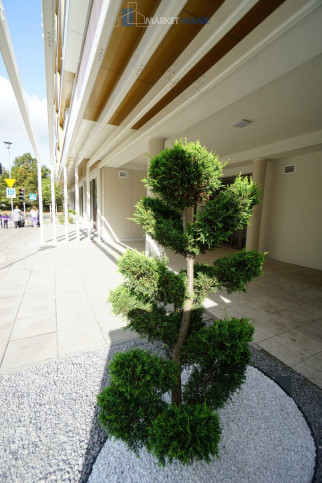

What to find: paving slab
left=57, top=324, right=106, bottom=357
left=10, top=314, right=56, bottom=340
left=1, top=333, right=57, bottom=372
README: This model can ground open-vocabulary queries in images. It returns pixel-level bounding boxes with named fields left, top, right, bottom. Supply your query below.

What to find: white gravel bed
left=0, top=348, right=113, bottom=483
left=89, top=365, right=316, bottom=483
left=0, top=338, right=316, bottom=483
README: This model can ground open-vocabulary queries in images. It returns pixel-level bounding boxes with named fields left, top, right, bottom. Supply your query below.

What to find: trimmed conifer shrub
left=98, top=140, right=265, bottom=465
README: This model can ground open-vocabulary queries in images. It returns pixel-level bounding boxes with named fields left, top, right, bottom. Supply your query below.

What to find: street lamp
left=3, top=141, right=12, bottom=175
left=3, top=141, right=13, bottom=223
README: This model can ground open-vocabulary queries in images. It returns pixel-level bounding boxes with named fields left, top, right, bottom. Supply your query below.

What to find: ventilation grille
left=284, top=165, right=295, bottom=174
left=118, top=170, right=128, bottom=179
left=233, top=119, right=252, bottom=128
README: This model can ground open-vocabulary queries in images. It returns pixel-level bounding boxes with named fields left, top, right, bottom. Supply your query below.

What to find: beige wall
left=259, top=151, right=322, bottom=269
left=102, top=167, right=146, bottom=241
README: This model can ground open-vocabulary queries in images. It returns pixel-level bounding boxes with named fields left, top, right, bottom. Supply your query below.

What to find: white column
left=37, top=160, right=44, bottom=243
left=51, top=161, right=56, bottom=243
left=63, top=165, right=68, bottom=242
left=75, top=164, right=80, bottom=242
left=246, top=159, right=267, bottom=251
left=145, top=137, right=165, bottom=257
left=97, top=168, right=102, bottom=240
left=86, top=164, right=91, bottom=240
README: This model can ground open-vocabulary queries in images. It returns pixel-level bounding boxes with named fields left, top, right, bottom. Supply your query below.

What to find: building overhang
left=42, top=0, right=322, bottom=187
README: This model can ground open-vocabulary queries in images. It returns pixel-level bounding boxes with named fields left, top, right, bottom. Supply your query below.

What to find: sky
left=0, top=0, right=50, bottom=170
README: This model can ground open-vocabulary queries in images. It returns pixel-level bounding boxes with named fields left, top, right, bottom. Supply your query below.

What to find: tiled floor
left=0, top=224, right=321, bottom=390
left=168, top=248, right=322, bottom=389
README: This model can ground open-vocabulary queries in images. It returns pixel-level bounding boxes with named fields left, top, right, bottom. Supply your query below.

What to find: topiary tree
left=98, top=140, right=265, bottom=465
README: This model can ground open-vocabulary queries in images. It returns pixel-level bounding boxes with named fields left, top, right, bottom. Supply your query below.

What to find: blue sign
left=30, top=193, right=37, bottom=201
left=6, top=188, right=16, bottom=198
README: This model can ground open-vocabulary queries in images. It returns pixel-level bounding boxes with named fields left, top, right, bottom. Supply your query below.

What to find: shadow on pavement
left=46, top=228, right=88, bottom=243
left=0, top=245, right=55, bottom=271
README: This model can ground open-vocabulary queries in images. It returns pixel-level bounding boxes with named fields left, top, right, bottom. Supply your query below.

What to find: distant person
left=1, top=212, right=9, bottom=229
left=30, top=206, right=39, bottom=228
left=19, top=212, right=25, bottom=227
left=13, top=206, right=22, bottom=229
left=0, top=212, right=2, bottom=228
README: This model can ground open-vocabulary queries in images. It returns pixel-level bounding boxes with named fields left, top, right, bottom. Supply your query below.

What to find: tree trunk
left=172, top=207, right=195, bottom=405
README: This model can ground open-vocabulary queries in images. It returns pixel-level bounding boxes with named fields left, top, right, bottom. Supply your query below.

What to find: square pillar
left=246, top=159, right=267, bottom=251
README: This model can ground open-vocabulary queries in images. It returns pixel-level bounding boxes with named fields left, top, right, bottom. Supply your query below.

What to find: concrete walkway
left=0, top=224, right=138, bottom=374
left=0, top=223, right=321, bottom=390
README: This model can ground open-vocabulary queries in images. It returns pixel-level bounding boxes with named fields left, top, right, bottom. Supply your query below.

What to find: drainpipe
left=97, top=167, right=102, bottom=240
left=75, top=164, right=80, bottom=242
left=86, top=163, right=91, bottom=240
left=63, top=165, right=68, bottom=242
left=51, top=160, right=56, bottom=243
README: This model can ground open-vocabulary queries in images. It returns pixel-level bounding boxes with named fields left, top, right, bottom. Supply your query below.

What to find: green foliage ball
left=145, top=140, right=224, bottom=210
left=108, top=348, right=178, bottom=396
left=182, top=317, right=254, bottom=409
left=148, top=403, right=221, bottom=466
left=97, top=349, right=178, bottom=453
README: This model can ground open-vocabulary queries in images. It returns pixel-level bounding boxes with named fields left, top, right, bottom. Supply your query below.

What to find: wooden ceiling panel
left=83, top=0, right=161, bottom=123
left=85, top=69, right=120, bottom=115
left=100, top=0, right=160, bottom=73
left=229, top=0, right=286, bottom=40
left=131, top=34, right=239, bottom=130
left=83, top=105, right=102, bottom=122
left=90, top=160, right=101, bottom=172
left=138, top=11, right=204, bottom=85
left=139, top=0, right=225, bottom=85
left=100, top=27, right=141, bottom=73
left=130, top=89, right=178, bottom=131
left=132, top=0, right=287, bottom=130
left=109, top=79, right=152, bottom=126
left=182, top=0, right=222, bottom=18
left=108, top=0, right=224, bottom=125
left=175, top=35, right=239, bottom=93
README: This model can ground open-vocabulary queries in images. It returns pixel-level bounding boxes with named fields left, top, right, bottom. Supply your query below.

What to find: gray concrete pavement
left=0, top=222, right=321, bottom=390
left=0, top=223, right=139, bottom=374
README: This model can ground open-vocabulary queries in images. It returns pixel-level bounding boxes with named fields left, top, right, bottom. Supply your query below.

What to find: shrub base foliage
left=98, top=140, right=264, bottom=466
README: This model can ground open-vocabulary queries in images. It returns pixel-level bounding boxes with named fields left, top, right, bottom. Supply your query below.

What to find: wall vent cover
left=284, top=165, right=295, bottom=174
left=119, top=170, right=128, bottom=179
left=233, top=119, right=252, bottom=128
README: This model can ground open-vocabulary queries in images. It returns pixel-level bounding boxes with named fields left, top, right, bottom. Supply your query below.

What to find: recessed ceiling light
left=233, top=119, right=252, bottom=128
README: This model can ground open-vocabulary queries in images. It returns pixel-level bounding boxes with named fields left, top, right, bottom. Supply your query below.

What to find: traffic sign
left=29, top=193, right=37, bottom=201
left=4, top=178, right=16, bottom=188
left=6, top=187, right=16, bottom=198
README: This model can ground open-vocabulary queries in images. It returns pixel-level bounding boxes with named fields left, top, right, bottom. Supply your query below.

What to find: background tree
left=42, top=177, right=64, bottom=210
left=0, top=152, right=61, bottom=210
left=11, top=153, right=39, bottom=197
left=11, top=153, right=49, bottom=208
left=98, top=140, right=265, bottom=466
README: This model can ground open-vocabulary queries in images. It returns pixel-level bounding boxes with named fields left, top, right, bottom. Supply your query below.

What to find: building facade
left=42, top=0, right=322, bottom=269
